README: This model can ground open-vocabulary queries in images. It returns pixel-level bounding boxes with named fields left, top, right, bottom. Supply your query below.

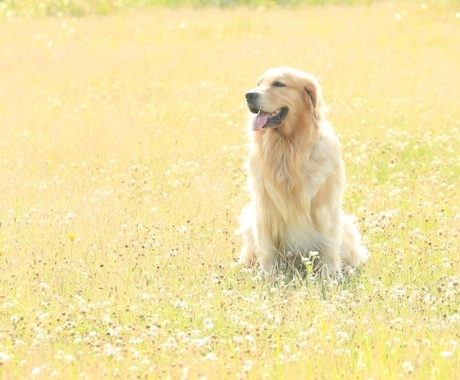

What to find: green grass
left=1, top=2, right=460, bottom=379
left=0, top=0, right=358, bottom=18
left=1, top=0, right=458, bottom=17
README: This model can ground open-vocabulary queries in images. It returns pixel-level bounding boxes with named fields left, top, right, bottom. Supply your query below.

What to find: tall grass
left=1, top=2, right=459, bottom=379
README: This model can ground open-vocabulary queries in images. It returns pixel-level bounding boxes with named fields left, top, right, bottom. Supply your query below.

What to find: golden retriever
left=239, top=67, right=368, bottom=277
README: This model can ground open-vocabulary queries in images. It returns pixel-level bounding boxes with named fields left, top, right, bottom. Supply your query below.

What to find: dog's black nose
left=245, top=92, right=259, bottom=101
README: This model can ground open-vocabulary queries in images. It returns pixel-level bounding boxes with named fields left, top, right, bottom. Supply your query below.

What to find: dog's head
left=245, top=67, right=325, bottom=133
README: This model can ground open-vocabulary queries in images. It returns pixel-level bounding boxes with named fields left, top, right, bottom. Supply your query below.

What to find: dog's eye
left=272, top=81, right=286, bottom=88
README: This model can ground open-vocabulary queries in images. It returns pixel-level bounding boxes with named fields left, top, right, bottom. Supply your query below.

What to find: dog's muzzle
left=245, top=91, right=288, bottom=131
left=245, top=91, right=260, bottom=114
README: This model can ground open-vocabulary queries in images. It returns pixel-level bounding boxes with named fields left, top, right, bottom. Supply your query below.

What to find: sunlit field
left=1, top=1, right=459, bottom=379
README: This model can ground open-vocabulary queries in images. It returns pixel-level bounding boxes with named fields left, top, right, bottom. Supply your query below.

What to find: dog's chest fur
left=250, top=130, right=313, bottom=225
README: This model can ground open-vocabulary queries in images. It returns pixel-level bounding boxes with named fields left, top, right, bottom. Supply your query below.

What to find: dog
left=238, top=67, right=368, bottom=278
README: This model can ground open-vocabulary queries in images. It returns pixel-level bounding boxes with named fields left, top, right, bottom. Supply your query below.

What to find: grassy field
left=1, top=1, right=460, bottom=379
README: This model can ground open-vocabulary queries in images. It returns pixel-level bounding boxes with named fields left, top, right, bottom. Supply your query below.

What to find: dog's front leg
left=255, top=221, right=279, bottom=273
left=311, top=205, right=344, bottom=279
left=318, top=243, right=342, bottom=279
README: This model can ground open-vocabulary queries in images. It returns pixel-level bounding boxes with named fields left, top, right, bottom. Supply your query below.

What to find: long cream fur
left=239, top=67, right=368, bottom=277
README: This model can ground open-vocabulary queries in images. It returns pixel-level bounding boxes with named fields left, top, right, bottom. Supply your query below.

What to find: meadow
left=1, top=1, right=459, bottom=379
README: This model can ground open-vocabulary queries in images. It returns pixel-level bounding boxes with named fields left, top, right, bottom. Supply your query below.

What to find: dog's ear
left=303, top=75, right=326, bottom=121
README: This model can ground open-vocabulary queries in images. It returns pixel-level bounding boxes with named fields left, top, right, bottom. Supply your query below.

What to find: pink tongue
left=252, top=111, right=269, bottom=131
